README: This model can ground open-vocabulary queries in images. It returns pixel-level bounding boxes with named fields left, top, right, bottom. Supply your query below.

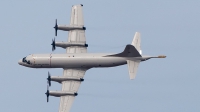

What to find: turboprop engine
left=54, top=19, right=86, bottom=36
left=47, top=72, right=84, bottom=86
left=51, top=39, right=88, bottom=51
left=45, top=85, right=77, bottom=102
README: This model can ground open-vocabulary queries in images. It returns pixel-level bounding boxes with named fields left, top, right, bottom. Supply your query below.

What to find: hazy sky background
left=0, top=0, right=200, bottom=112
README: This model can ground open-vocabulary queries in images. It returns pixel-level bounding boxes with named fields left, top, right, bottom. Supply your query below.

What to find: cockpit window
left=22, top=57, right=26, bottom=62
left=22, top=57, right=31, bottom=64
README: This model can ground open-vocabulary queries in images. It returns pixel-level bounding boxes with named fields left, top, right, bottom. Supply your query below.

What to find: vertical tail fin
left=132, top=32, right=142, bottom=55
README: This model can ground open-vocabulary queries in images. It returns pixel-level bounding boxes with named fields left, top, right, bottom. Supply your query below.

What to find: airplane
left=18, top=4, right=166, bottom=112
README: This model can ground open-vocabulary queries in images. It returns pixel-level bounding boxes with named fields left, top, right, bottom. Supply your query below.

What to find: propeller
left=54, top=19, right=58, bottom=36
left=45, top=85, right=49, bottom=102
left=51, top=38, right=56, bottom=51
left=47, top=72, right=51, bottom=86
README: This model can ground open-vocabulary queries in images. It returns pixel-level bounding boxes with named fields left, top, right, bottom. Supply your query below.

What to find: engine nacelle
left=49, top=91, right=78, bottom=97
left=57, top=25, right=86, bottom=31
left=55, top=42, right=88, bottom=48
left=50, top=76, right=84, bottom=83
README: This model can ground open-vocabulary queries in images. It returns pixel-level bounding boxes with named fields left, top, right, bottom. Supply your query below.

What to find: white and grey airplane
left=18, top=4, right=166, bottom=112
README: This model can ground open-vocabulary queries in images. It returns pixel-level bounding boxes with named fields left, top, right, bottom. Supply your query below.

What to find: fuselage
left=18, top=53, right=129, bottom=68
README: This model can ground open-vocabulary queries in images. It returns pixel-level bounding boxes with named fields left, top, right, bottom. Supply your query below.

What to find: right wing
left=67, top=5, right=87, bottom=53
left=59, top=68, right=88, bottom=112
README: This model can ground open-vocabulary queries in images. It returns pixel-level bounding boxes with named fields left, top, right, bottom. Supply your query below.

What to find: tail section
left=106, top=32, right=143, bottom=79
left=109, top=32, right=165, bottom=80
left=132, top=32, right=142, bottom=55
left=127, top=32, right=141, bottom=79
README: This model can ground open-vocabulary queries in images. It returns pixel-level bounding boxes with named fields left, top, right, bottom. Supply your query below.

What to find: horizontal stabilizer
left=127, top=60, right=140, bottom=79
left=132, top=32, right=141, bottom=54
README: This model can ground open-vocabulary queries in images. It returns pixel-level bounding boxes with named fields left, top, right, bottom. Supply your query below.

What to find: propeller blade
left=45, top=85, right=49, bottom=102
left=47, top=72, right=51, bottom=86
left=47, top=96, right=49, bottom=102
left=54, top=19, right=58, bottom=36
left=51, top=38, right=56, bottom=51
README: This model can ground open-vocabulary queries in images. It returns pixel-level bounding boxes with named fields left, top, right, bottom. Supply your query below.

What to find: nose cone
left=18, top=59, right=23, bottom=65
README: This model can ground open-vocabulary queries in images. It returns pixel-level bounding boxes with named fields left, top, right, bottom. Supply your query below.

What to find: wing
left=70, top=4, right=84, bottom=26
left=67, top=5, right=87, bottom=53
left=58, top=68, right=87, bottom=112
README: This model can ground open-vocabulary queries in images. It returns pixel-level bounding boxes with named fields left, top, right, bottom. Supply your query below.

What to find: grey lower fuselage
left=19, top=53, right=131, bottom=68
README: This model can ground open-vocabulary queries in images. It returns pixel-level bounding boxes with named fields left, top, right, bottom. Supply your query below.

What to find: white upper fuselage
left=18, top=53, right=132, bottom=68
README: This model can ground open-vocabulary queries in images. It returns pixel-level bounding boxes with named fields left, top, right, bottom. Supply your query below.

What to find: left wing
left=59, top=68, right=87, bottom=112
left=67, top=5, right=87, bottom=53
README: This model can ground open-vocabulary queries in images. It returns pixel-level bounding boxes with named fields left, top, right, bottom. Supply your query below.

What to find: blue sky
left=0, top=1, right=200, bottom=112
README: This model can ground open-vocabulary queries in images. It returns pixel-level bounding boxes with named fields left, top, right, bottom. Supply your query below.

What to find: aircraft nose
left=18, top=59, right=23, bottom=65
